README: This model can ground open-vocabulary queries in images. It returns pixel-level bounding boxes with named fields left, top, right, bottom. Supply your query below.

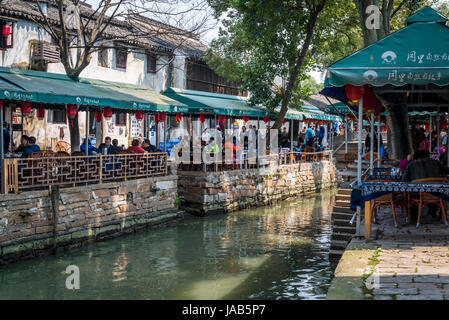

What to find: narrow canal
left=0, top=190, right=337, bottom=300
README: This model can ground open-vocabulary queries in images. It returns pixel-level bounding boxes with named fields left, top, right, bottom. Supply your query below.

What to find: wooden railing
left=2, top=153, right=167, bottom=194
left=177, top=150, right=332, bottom=172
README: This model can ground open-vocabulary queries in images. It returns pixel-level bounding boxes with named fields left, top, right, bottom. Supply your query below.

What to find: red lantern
left=153, top=113, right=159, bottom=123
left=136, top=110, right=144, bottom=120
left=94, top=111, right=102, bottom=122
left=103, top=107, right=112, bottom=119
left=243, top=116, right=250, bottom=123
left=381, top=125, right=387, bottom=132
left=282, top=118, right=287, bottom=124
left=176, top=113, right=182, bottom=123
left=158, top=111, right=166, bottom=122
left=263, top=117, right=270, bottom=123
left=36, top=107, right=45, bottom=120
left=218, top=114, right=226, bottom=123
left=439, top=120, right=448, bottom=130
left=2, top=25, right=11, bottom=36
left=345, top=84, right=363, bottom=101
left=66, top=104, right=77, bottom=128
left=363, top=85, right=375, bottom=111
left=0, top=101, right=3, bottom=108
left=66, top=104, right=77, bottom=118
left=199, top=114, right=205, bottom=124
left=20, top=101, right=31, bottom=114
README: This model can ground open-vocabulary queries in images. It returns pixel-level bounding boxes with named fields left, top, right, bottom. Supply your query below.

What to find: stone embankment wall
left=178, top=161, right=337, bottom=215
left=0, top=175, right=180, bottom=264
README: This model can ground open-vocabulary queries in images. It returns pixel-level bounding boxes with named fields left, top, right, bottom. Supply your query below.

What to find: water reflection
left=0, top=190, right=336, bottom=300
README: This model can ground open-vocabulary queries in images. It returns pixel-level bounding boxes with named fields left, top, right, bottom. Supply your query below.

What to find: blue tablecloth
left=350, top=182, right=449, bottom=211
left=366, top=174, right=402, bottom=181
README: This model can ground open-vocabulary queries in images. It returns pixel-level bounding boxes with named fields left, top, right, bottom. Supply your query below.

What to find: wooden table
left=359, top=181, right=449, bottom=238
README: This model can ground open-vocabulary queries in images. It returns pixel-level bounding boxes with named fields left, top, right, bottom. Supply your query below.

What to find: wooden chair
left=304, top=147, right=315, bottom=161
left=343, top=152, right=357, bottom=169
left=369, top=179, right=409, bottom=227
left=56, top=141, right=69, bottom=153
left=411, top=177, right=449, bottom=228
left=364, top=152, right=379, bottom=161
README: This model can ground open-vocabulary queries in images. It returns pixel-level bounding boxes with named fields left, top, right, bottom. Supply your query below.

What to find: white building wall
left=1, top=18, right=185, bottom=150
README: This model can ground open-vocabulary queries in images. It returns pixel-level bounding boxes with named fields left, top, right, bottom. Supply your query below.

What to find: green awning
left=163, top=87, right=273, bottom=117
left=363, top=120, right=384, bottom=126
left=324, top=102, right=357, bottom=116
left=302, top=111, right=341, bottom=122
left=284, top=108, right=303, bottom=120
left=324, top=6, right=449, bottom=88
left=0, top=67, right=187, bottom=112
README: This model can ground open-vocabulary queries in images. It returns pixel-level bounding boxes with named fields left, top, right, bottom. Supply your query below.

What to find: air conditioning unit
left=32, top=42, right=60, bottom=63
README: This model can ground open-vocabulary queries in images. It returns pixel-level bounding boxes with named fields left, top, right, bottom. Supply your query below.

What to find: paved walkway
left=366, top=206, right=449, bottom=300
left=327, top=205, right=449, bottom=300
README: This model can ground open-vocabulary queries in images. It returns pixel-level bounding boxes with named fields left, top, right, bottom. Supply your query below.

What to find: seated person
left=80, top=138, right=100, bottom=155
left=14, top=135, right=29, bottom=154
left=205, top=137, right=220, bottom=153
left=98, top=136, right=115, bottom=155
left=111, top=139, right=124, bottom=153
left=142, top=139, right=160, bottom=153
left=21, top=136, right=41, bottom=158
left=127, top=139, right=146, bottom=153
left=402, top=149, right=449, bottom=221
left=399, top=153, right=413, bottom=171
left=402, top=149, right=449, bottom=182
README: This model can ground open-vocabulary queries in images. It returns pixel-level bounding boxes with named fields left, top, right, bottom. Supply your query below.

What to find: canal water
left=0, top=191, right=336, bottom=300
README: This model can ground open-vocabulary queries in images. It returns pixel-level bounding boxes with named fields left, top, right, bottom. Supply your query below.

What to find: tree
left=205, top=0, right=332, bottom=129
left=353, top=0, right=439, bottom=158
left=30, top=0, right=213, bottom=151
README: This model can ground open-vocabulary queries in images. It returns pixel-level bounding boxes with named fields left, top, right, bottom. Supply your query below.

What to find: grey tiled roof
left=0, top=0, right=206, bottom=55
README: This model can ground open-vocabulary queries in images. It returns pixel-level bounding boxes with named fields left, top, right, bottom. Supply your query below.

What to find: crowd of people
left=2, top=125, right=162, bottom=158
left=199, top=123, right=334, bottom=159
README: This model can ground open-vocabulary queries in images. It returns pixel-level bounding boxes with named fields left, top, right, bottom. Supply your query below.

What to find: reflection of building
left=0, top=0, right=244, bottom=150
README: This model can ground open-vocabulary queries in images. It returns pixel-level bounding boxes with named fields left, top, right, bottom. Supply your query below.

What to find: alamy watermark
left=65, top=265, right=80, bottom=290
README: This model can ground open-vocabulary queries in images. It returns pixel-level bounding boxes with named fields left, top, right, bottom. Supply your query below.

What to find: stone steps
left=332, top=218, right=354, bottom=227
left=333, top=206, right=352, bottom=213
left=331, top=232, right=354, bottom=242
left=329, top=187, right=357, bottom=261
left=335, top=195, right=351, bottom=202
left=332, top=211, right=354, bottom=220
left=330, top=240, right=349, bottom=250
left=335, top=200, right=351, bottom=208
left=339, top=189, right=352, bottom=195
left=329, top=249, right=346, bottom=260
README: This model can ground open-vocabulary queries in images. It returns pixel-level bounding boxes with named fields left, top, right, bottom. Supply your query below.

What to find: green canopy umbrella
left=325, top=6, right=449, bottom=88
left=323, top=6, right=449, bottom=191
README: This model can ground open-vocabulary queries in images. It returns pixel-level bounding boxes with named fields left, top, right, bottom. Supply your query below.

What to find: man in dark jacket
left=21, top=136, right=41, bottom=158
left=142, top=139, right=160, bottom=152
left=402, top=149, right=449, bottom=222
left=402, top=149, right=449, bottom=182
left=98, top=137, right=115, bottom=154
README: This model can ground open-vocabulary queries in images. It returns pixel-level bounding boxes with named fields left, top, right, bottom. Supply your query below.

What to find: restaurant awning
left=324, top=6, right=449, bottom=89
left=163, top=87, right=273, bottom=117
left=0, top=67, right=187, bottom=112
left=324, top=102, right=357, bottom=116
